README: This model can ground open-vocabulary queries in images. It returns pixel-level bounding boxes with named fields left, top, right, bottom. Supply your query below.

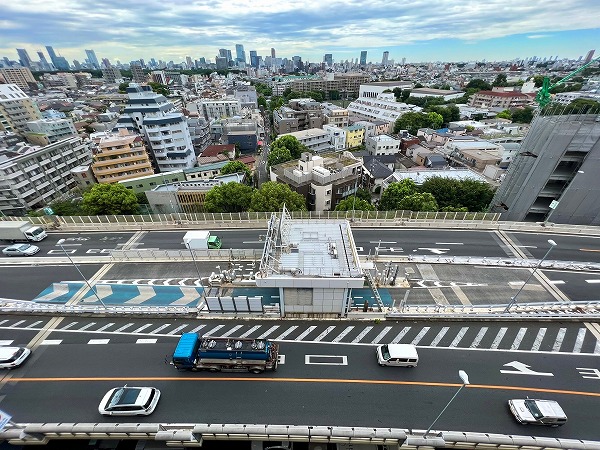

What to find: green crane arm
left=535, top=56, right=600, bottom=107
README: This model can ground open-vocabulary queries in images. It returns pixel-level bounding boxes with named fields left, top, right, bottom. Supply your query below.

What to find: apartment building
left=197, top=98, right=241, bottom=121
left=92, top=130, right=154, bottom=183
left=102, top=66, right=122, bottom=84
left=130, top=63, right=147, bottom=84
left=273, top=99, right=324, bottom=135
left=365, top=134, right=400, bottom=155
left=279, top=128, right=332, bottom=153
left=290, top=73, right=370, bottom=98
left=353, top=120, right=393, bottom=137
left=0, top=136, right=92, bottom=216
left=344, top=125, right=365, bottom=149
left=25, top=118, right=77, bottom=145
left=409, top=88, right=465, bottom=101
left=0, top=67, right=36, bottom=90
left=347, top=94, right=422, bottom=123
left=0, top=84, right=42, bottom=134
left=322, top=103, right=349, bottom=128
left=323, top=125, right=347, bottom=151
left=270, top=151, right=362, bottom=211
left=359, top=81, right=413, bottom=99
left=469, top=90, right=532, bottom=109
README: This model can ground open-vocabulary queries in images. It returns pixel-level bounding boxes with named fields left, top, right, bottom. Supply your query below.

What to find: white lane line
left=449, top=327, right=468, bottom=347
left=220, top=325, right=244, bottom=337
left=371, top=326, right=393, bottom=344
left=470, top=327, right=488, bottom=348
left=189, top=324, right=206, bottom=333
left=204, top=325, right=225, bottom=336
left=553, top=328, right=567, bottom=352
left=510, top=328, right=527, bottom=350
left=531, top=328, right=547, bottom=351
left=435, top=242, right=464, bottom=245
left=391, top=327, right=411, bottom=344
left=0, top=320, right=8, bottom=326
left=167, top=324, right=189, bottom=335
left=411, top=327, right=431, bottom=345
left=275, top=326, right=299, bottom=340
left=314, top=326, right=336, bottom=342
left=352, top=326, right=374, bottom=343
left=573, top=328, right=587, bottom=353
left=8, top=320, right=26, bottom=328
left=0, top=340, right=14, bottom=346
left=88, top=339, right=109, bottom=344
left=78, top=322, right=96, bottom=331
left=491, top=328, right=508, bottom=349
left=60, top=322, right=79, bottom=330
left=239, top=325, right=261, bottom=338
left=585, top=280, right=600, bottom=283
left=25, top=321, right=43, bottom=329
left=296, top=326, right=317, bottom=341
left=96, top=323, right=115, bottom=332
left=332, top=326, right=355, bottom=342
left=132, top=324, right=152, bottom=333
left=595, top=340, right=600, bottom=354
left=137, top=338, right=157, bottom=344
left=40, top=340, right=62, bottom=345
left=258, top=326, right=280, bottom=339
left=114, top=323, right=134, bottom=333
left=149, top=324, right=171, bottom=334
left=549, top=280, right=565, bottom=284
left=430, top=327, right=450, bottom=347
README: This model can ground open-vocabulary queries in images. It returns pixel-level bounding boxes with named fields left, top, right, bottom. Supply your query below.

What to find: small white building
left=322, top=125, right=347, bottom=151
left=279, top=128, right=332, bottom=153
left=365, top=134, right=400, bottom=156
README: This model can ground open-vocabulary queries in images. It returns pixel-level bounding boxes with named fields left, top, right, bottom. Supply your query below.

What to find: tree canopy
left=420, top=177, right=494, bottom=212
left=393, top=111, right=444, bottom=135
left=511, top=107, right=535, bottom=123
left=249, top=181, right=306, bottom=212
left=465, top=79, right=492, bottom=91
left=267, top=145, right=293, bottom=167
left=334, top=197, right=375, bottom=211
left=204, top=182, right=253, bottom=213
left=148, top=82, right=169, bottom=96
left=81, top=184, right=139, bottom=215
left=271, top=135, right=308, bottom=159
left=379, top=179, right=418, bottom=210
left=220, top=161, right=252, bottom=183
left=396, top=192, right=438, bottom=212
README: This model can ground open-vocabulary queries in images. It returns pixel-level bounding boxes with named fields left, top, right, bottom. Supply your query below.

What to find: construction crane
left=535, top=55, right=600, bottom=107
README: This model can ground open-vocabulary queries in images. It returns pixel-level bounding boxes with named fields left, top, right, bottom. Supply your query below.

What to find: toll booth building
left=255, top=209, right=364, bottom=317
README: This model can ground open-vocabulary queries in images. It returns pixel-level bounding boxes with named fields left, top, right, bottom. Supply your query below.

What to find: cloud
left=527, top=34, right=552, bottom=39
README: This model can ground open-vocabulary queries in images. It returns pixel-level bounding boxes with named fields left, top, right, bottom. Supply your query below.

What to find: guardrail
left=110, top=248, right=262, bottom=262
left=1, top=423, right=598, bottom=449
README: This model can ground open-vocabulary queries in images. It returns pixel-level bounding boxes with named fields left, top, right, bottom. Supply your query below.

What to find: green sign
left=43, top=207, right=54, bottom=215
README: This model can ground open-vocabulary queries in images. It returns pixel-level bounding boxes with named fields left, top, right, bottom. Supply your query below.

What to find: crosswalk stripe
left=296, top=326, right=317, bottom=341
left=411, top=327, right=430, bottom=345
left=352, top=326, right=373, bottom=343
left=221, top=325, right=244, bottom=337
left=149, top=324, right=171, bottom=334
left=573, top=328, right=587, bottom=353
left=239, top=325, right=261, bottom=338
left=132, top=324, right=152, bottom=333
left=88, top=339, right=109, bottom=344
left=167, top=325, right=189, bottom=335
left=470, top=327, right=488, bottom=348
left=371, top=326, right=393, bottom=344
left=189, top=324, right=206, bottom=333
left=449, top=327, right=468, bottom=347
left=510, top=328, right=527, bottom=350
left=332, top=326, right=355, bottom=342
left=595, top=340, right=600, bottom=354
left=25, top=321, right=43, bottom=329
left=258, top=326, right=280, bottom=339
left=430, top=327, right=449, bottom=347
left=96, top=323, right=115, bottom=332
left=114, top=323, right=134, bottom=333
left=204, top=325, right=225, bottom=336
left=0, top=320, right=8, bottom=326
left=8, top=320, right=26, bottom=328
left=0, top=340, right=14, bottom=346
left=60, top=322, right=79, bottom=330
left=553, top=328, right=567, bottom=352
left=391, top=327, right=411, bottom=344
left=314, top=326, right=336, bottom=342
left=491, top=328, right=508, bottom=349
left=531, top=328, right=547, bottom=351
left=276, top=326, right=299, bottom=340
left=78, top=322, right=96, bottom=331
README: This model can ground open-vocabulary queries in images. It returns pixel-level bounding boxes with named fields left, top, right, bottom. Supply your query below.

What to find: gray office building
left=360, top=51, right=367, bottom=66
left=490, top=110, right=600, bottom=225
left=16, top=49, right=33, bottom=68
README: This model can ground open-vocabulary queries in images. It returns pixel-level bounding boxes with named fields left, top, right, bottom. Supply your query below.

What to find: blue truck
left=169, top=333, right=279, bottom=373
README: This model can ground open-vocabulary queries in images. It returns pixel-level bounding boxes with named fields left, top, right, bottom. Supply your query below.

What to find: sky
left=1, top=0, right=598, bottom=65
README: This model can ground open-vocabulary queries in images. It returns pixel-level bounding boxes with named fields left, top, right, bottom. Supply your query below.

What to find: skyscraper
left=235, top=44, right=246, bottom=64
left=271, top=48, right=276, bottom=59
left=37, top=51, right=51, bottom=70
left=249, top=50, right=258, bottom=68
left=382, top=51, right=389, bottom=66
left=324, top=54, right=333, bottom=67
left=584, top=49, right=596, bottom=63
left=85, top=49, right=100, bottom=69
left=16, top=49, right=33, bottom=68
left=360, top=51, right=367, bottom=66
left=45, top=45, right=69, bottom=70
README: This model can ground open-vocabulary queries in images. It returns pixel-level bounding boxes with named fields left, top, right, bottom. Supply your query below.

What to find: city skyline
left=1, top=0, right=598, bottom=64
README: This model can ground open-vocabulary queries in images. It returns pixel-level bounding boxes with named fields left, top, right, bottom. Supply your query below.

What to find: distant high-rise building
left=101, top=58, right=111, bottom=68
left=186, top=56, right=193, bottom=69
left=360, top=51, right=367, bottom=66
left=73, top=60, right=82, bottom=70
left=401, top=57, right=406, bottom=65
left=584, top=49, right=596, bottom=63
left=36, top=51, right=51, bottom=70
left=85, top=49, right=100, bottom=69
left=215, top=56, right=228, bottom=70
left=16, top=49, right=33, bottom=68
left=45, top=46, right=69, bottom=70
left=235, top=44, right=246, bottom=64
left=324, top=54, right=333, bottom=67
left=130, top=62, right=147, bottom=83
left=382, top=51, right=389, bottom=66
left=101, top=65, right=122, bottom=84
left=249, top=50, right=258, bottom=68
left=0, top=67, right=36, bottom=90
left=271, top=48, right=276, bottom=59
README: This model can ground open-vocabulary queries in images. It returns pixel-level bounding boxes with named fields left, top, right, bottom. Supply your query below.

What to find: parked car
left=2, top=243, right=40, bottom=257
left=508, top=398, right=567, bottom=426
left=376, top=344, right=419, bottom=367
left=98, top=386, right=160, bottom=416
left=0, top=347, right=31, bottom=369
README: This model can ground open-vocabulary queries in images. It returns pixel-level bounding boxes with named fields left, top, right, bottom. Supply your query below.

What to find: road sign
left=0, top=409, right=12, bottom=431
left=549, top=200, right=559, bottom=210
left=43, top=207, right=54, bottom=215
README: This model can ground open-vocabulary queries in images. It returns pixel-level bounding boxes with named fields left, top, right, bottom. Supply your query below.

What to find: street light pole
left=424, top=370, right=470, bottom=437
left=57, top=239, right=106, bottom=309
left=503, top=239, right=557, bottom=313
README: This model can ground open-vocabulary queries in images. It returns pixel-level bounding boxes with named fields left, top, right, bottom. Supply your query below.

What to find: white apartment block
left=0, top=84, right=42, bottom=134
left=359, top=81, right=413, bottom=99
left=0, top=136, right=92, bottom=216
left=347, top=93, right=422, bottom=123
left=353, top=120, right=393, bottom=138
left=197, top=98, right=241, bottom=120
left=365, top=134, right=400, bottom=156
left=279, top=128, right=332, bottom=153
left=25, top=118, right=77, bottom=145
left=409, top=88, right=465, bottom=101
left=322, top=125, right=347, bottom=151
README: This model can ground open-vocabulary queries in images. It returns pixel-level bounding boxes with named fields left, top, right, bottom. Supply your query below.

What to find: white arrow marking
left=417, top=248, right=450, bottom=254
left=500, top=361, right=554, bottom=376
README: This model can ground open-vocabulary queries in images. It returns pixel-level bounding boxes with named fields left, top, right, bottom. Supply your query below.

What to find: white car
left=0, top=347, right=31, bottom=369
left=508, top=398, right=567, bottom=427
left=2, top=243, right=40, bottom=257
left=99, top=386, right=161, bottom=416
left=376, top=344, right=419, bottom=367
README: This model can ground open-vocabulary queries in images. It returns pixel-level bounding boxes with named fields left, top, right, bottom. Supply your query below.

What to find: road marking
left=258, top=326, right=280, bottom=339
left=239, top=325, right=261, bottom=338
left=149, top=324, right=171, bottom=334
left=553, top=328, right=567, bottom=352
left=314, top=326, right=335, bottom=342
left=88, top=339, right=109, bottom=345
left=573, top=328, right=587, bottom=353
left=0, top=320, right=8, bottom=326
left=585, top=279, right=600, bottom=283
left=549, top=280, right=565, bottom=284
left=132, top=324, right=152, bottom=333
left=411, top=327, right=431, bottom=345
left=204, top=325, right=225, bottom=336
left=60, top=322, right=79, bottom=330
left=352, top=326, right=373, bottom=343
left=96, top=323, right=115, bottom=332
left=581, top=248, right=600, bottom=253
left=305, top=355, right=348, bottom=366
left=40, top=340, right=62, bottom=345
left=435, top=242, right=464, bottom=245
left=8, top=320, right=26, bottom=328
left=449, top=327, right=468, bottom=347
left=371, top=326, right=393, bottom=344
left=596, top=340, right=600, bottom=354
left=136, top=338, right=157, bottom=344
left=296, top=326, right=317, bottom=341
left=220, top=325, right=244, bottom=337
left=114, top=323, right=134, bottom=333
left=189, top=324, right=206, bottom=333
left=391, top=327, right=411, bottom=344
left=275, top=326, right=298, bottom=340
left=500, top=361, right=554, bottom=377
left=430, top=327, right=450, bottom=347
left=0, top=340, right=14, bottom=346
left=25, top=321, right=43, bottom=329
left=510, top=328, right=527, bottom=350
left=531, top=328, right=547, bottom=352
left=470, top=327, right=488, bottom=348
left=491, top=328, right=508, bottom=349
left=167, top=325, right=189, bottom=335
left=332, top=326, right=355, bottom=342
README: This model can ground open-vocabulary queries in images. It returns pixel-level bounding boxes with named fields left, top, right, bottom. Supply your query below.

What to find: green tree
left=532, top=75, right=545, bottom=88
left=379, top=179, right=418, bottom=210
left=269, top=96, right=285, bottom=111
left=136, top=192, right=149, bottom=204
left=426, top=111, right=444, bottom=130
left=497, top=110, right=512, bottom=120
left=355, top=188, right=372, bottom=203
left=118, top=82, right=129, bottom=93
left=334, top=197, right=375, bottom=211
left=267, top=146, right=292, bottom=167
left=220, top=161, right=252, bottom=183
left=492, top=74, right=508, bottom=87
left=397, top=192, right=438, bottom=212
left=271, top=135, right=307, bottom=159
left=254, top=82, right=273, bottom=96
left=148, top=82, right=169, bottom=96
left=204, top=182, right=253, bottom=213
left=250, top=181, right=306, bottom=212
left=394, top=111, right=444, bottom=135
left=511, top=107, right=535, bottom=123
left=456, top=179, right=495, bottom=211
left=465, top=79, right=492, bottom=91
left=328, top=90, right=341, bottom=100
left=81, top=184, right=139, bottom=215
left=48, top=199, right=83, bottom=216
left=420, top=177, right=460, bottom=209
left=257, top=96, right=268, bottom=109
left=392, top=88, right=403, bottom=101
left=401, top=90, right=411, bottom=101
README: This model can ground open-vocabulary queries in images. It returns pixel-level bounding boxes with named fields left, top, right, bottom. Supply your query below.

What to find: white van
left=376, top=344, right=418, bottom=367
